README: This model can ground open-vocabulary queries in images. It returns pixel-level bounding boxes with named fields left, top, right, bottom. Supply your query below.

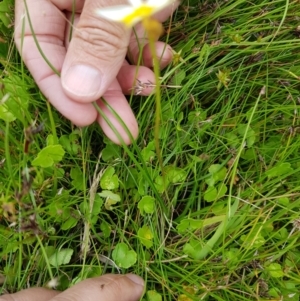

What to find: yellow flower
left=96, top=0, right=176, bottom=28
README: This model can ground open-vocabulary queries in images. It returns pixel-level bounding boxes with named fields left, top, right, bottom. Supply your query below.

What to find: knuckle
left=75, top=22, right=129, bottom=59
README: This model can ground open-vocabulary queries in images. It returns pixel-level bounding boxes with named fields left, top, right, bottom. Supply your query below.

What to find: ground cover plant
left=1, top=0, right=300, bottom=300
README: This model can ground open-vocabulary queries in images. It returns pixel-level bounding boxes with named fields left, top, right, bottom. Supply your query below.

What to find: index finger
left=14, top=0, right=97, bottom=126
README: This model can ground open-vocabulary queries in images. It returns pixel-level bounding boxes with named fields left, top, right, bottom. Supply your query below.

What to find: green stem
left=145, top=20, right=164, bottom=177
left=23, top=0, right=60, bottom=76
left=36, top=235, right=54, bottom=280
left=46, top=101, right=58, bottom=195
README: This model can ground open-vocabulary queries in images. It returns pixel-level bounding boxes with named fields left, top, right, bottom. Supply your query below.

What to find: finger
left=0, top=287, right=60, bottom=301
left=61, top=0, right=131, bottom=103
left=137, top=41, right=173, bottom=69
left=14, top=0, right=97, bottom=126
left=97, top=79, right=138, bottom=144
left=65, top=14, right=154, bottom=96
left=65, top=14, right=155, bottom=96
left=127, top=2, right=179, bottom=68
left=49, top=274, right=144, bottom=301
left=128, top=29, right=173, bottom=70
left=117, top=61, right=155, bottom=95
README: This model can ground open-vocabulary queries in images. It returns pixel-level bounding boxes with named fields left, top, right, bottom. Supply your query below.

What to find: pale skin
left=0, top=274, right=145, bottom=301
left=14, top=0, right=178, bottom=144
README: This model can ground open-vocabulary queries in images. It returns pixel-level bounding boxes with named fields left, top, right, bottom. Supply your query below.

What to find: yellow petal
left=122, top=5, right=154, bottom=26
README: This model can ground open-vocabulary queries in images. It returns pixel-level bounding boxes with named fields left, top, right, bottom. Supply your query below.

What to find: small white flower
left=46, top=277, right=59, bottom=289
left=96, top=0, right=176, bottom=27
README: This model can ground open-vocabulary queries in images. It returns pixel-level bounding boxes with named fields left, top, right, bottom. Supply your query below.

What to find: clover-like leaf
left=274, top=227, right=288, bottom=240
left=46, top=134, right=55, bottom=146
left=147, top=290, right=162, bottom=301
left=204, top=183, right=227, bottom=202
left=91, top=194, right=104, bottom=216
left=177, top=219, right=203, bottom=234
left=125, top=167, right=139, bottom=189
left=208, top=164, right=227, bottom=183
left=181, top=39, right=195, bottom=56
left=278, top=197, right=289, bottom=206
left=177, top=216, right=225, bottom=234
left=280, top=281, right=299, bottom=301
left=100, top=167, right=119, bottom=190
left=70, top=166, right=85, bottom=190
left=237, top=124, right=256, bottom=147
left=112, top=243, right=137, bottom=269
left=265, top=263, right=284, bottom=278
left=240, top=232, right=265, bottom=249
left=102, top=143, right=121, bottom=162
left=59, top=133, right=80, bottom=155
left=138, top=225, right=154, bottom=249
left=170, top=69, right=186, bottom=85
left=0, top=0, right=12, bottom=28
left=223, top=248, right=240, bottom=265
left=37, top=246, right=56, bottom=269
left=205, top=168, right=227, bottom=187
left=165, top=166, right=187, bottom=184
left=138, top=196, right=155, bottom=216
left=241, top=148, right=257, bottom=160
left=183, top=239, right=203, bottom=259
left=154, top=175, right=169, bottom=193
left=48, top=248, right=73, bottom=268
left=0, top=104, right=16, bottom=122
left=99, top=190, right=120, bottom=210
left=265, top=162, right=293, bottom=179
left=225, top=132, right=240, bottom=148
left=188, top=110, right=207, bottom=124
left=32, top=145, right=65, bottom=168
left=141, top=141, right=156, bottom=162
left=61, top=216, right=78, bottom=230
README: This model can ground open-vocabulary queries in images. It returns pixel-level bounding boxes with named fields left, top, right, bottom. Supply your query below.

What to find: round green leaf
left=165, top=166, right=187, bottom=183
left=147, top=290, right=162, bottom=301
left=112, top=243, right=137, bottom=269
left=204, top=183, right=227, bottom=202
left=49, top=248, right=73, bottom=268
left=0, top=104, right=16, bottom=122
left=265, top=162, right=293, bottom=179
left=138, top=225, right=154, bottom=249
left=154, top=176, right=169, bottom=193
left=100, top=167, right=119, bottom=190
left=99, top=190, right=120, bottom=210
left=138, top=196, right=155, bottom=216
left=70, top=166, right=85, bottom=190
left=141, top=141, right=156, bottom=162
left=266, top=263, right=284, bottom=278
left=61, top=216, right=78, bottom=230
left=32, top=145, right=65, bottom=168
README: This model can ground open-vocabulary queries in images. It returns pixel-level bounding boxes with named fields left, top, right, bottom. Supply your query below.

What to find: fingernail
left=62, top=65, right=102, bottom=98
left=125, top=274, right=144, bottom=287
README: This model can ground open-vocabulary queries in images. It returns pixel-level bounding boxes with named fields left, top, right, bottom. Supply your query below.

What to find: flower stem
left=142, top=18, right=164, bottom=177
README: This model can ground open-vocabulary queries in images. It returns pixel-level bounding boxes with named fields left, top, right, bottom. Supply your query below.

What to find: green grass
left=1, top=0, right=300, bottom=300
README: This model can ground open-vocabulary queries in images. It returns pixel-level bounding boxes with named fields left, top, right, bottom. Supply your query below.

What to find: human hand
left=14, top=0, right=177, bottom=144
left=0, top=273, right=144, bottom=301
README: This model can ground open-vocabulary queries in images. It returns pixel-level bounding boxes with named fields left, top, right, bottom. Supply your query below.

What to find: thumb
left=51, top=274, right=145, bottom=301
left=0, top=274, right=144, bottom=301
left=61, top=0, right=131, bottom=102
